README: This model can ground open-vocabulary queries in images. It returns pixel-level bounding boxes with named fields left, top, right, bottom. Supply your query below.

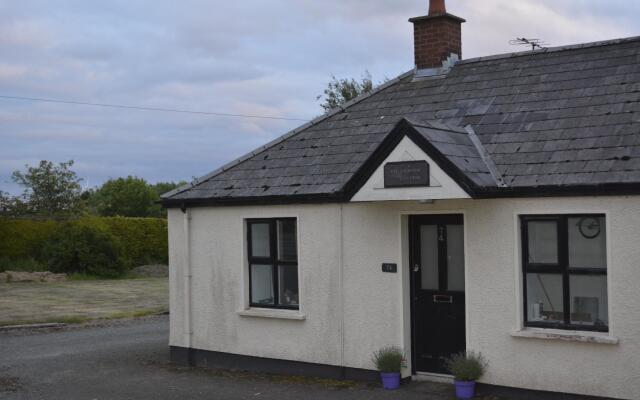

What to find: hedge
left=0, top=216, right=168, bottom=269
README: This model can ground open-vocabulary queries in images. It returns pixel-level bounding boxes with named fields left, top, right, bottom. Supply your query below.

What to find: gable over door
left=351, top=136, right=471, bottom=202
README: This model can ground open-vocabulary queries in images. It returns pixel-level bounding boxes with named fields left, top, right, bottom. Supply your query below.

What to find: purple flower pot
left=454, top=380, right=476, bottom=399
left=380, top=372, right=401, bottom=390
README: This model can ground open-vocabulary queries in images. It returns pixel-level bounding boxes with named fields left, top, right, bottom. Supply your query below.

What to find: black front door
left=410, top=214, right=465, bottom=374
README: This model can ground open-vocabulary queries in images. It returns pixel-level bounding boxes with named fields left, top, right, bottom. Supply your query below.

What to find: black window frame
left=521, top=214, right=608, bottom=332
left=247, top=218, right=299, bottom=310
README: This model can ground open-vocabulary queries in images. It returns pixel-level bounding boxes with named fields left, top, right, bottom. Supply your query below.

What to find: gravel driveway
left=0, top=315, right=477, bottom=400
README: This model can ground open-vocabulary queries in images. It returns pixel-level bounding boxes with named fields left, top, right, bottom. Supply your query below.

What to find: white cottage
left=162, top=1, right=640, bottom=398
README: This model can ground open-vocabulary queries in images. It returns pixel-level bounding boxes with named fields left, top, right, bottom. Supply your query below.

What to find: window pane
left=526, top=273, right=564, bottom=323
left=277, top=220, right=297, bottom=261
left=447, top=224, right=465, bottom=291
left=527, top=221, right=558, bottom=264
left=569, top=217, right=606, bottom=269
left=570, top=275, right=608, bottom=327
left=278, top=264, right=299, bottom=306
left=250, top=264, right=274, bottom=305
left=250, top=223, right=270, bottom=257
left=420, top=225, right=438, bottom=290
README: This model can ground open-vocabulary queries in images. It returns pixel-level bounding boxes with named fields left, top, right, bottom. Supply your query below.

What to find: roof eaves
left=475, top=182, right=640, bottom=199
left=161, top=69, right=415, bottom=201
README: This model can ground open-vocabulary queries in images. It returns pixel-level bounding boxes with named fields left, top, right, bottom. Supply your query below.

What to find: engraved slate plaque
left=384, top=161, right=430, bottom=188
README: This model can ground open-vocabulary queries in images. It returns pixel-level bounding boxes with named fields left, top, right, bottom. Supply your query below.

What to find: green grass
left=67, top=270, right=151, bottom=281
left=0, top=277, right=168, bottom=326
left=0, top=308, right=169, bottom=327
left=67, top=273, right=104, bottom=281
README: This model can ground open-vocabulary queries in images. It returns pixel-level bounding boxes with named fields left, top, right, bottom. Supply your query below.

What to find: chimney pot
left=429, top=0, right=446, bottom=15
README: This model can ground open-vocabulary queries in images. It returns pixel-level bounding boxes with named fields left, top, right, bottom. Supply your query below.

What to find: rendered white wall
left=169, top=205, right=344, bottom=366
left=168, top=195, right=640, bottom=399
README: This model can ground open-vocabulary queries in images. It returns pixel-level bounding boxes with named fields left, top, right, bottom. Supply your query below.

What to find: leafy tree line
left=316, top=71, right=387, bottom=112
left=0, top=73, right=382, bottom=218
left=1, top=160, right=185, bottom=218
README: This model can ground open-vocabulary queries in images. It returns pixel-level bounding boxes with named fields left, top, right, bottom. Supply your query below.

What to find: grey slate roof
left=407, top=119, right=499, bottom=187
left=163, top=36, right=640, bottom=205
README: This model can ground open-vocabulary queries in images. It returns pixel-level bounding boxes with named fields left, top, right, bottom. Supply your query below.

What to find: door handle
left=412, top=264, right=420, bottom=272
left=433, top=295, right=453, bottom=304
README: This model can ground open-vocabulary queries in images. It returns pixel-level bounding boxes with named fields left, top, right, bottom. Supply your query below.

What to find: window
left=247, top=218, right=298, bottom=309
left=521, top=215, right=608, bottom=332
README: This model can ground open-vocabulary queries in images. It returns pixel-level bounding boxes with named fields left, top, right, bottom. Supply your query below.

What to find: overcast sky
left=1, top=0, right=638, bottom=194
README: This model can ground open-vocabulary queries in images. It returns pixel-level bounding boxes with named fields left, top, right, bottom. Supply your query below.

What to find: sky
left=1, top=0, right=639, bottom=194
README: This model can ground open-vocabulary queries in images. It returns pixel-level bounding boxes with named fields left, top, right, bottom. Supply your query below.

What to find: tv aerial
left=509, top=37, right=548, bottom=51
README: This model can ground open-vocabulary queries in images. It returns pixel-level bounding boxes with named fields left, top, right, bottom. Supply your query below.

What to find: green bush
left=372, top=346, right=404, bottom=373
left=0, top=257, right=46, bottom=273
left=0, top=216, right=167, bottom=271
left=97, top=217, right=168, bottom=268
left=39, top=222, right=126, bottom=278
left=445, top=351, right=487, bottom=382
left=0, top=218, right=56, bottom=259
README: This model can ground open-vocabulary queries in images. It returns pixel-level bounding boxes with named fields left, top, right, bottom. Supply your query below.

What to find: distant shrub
left=0, top=218, right=56, bottom=259
left=0, top=217, right=167, bottom=272
left=0, top=257, right=46, bottom=273
left=39, top=222, right=126, bottom=278
left=97, top=217, right=168, bottom=268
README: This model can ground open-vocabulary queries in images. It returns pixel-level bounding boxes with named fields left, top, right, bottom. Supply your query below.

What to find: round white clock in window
left=578, top=217, right=601, bottom=239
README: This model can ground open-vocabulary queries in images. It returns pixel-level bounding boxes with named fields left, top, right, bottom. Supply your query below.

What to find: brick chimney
left=409, top=0, right=465, bottom=70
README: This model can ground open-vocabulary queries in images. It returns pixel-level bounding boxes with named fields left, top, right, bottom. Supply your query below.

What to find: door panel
left=446, top=224, right=465, bottom=292
left=410, top=215, right=465, bottom=374
left=420, top=225, right=439, bottom=290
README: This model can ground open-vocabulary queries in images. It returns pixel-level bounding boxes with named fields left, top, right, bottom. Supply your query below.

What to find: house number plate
left=382, top=263, right=398, bottom=273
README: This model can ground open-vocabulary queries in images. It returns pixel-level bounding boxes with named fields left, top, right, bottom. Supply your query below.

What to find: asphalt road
left=0, top=315, right=463, bottom=400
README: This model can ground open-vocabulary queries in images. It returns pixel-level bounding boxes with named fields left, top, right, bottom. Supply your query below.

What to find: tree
left=317, top=71, right=384, bottom=112
left=150, top=181, right=187, bottom=198
left=0, top=191, right=11, bottom=216
left=91, top=176, right=159, bottom=217
left=11, top=160, right=83, bottom=216
left=0, top=191, right=29, bottom=217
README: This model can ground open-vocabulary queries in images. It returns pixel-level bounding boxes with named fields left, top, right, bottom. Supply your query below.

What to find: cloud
left=1, top=0, right=638, bottom=194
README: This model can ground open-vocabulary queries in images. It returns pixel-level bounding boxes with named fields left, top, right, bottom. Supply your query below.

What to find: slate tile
left=168, top=39, right=640, bottom=201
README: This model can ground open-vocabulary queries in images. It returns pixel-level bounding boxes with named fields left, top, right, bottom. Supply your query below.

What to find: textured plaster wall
left=168, top=209, right=185, bottom=346
left=168, top=205, right=343, bottom=366
left=459, top=197, right=640, bottom=400
left=168, top=195, right=640, bottom=399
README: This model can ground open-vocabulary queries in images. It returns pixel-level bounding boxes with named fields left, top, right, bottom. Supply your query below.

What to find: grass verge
left=0, top=277, right=168, bottom=326
left=0, top=308, right=168, bottom=328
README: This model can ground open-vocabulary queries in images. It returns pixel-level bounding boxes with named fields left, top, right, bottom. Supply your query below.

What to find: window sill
left=237, top=308, right=306, bottom=320
left=511, top=328, right=619, bottom=345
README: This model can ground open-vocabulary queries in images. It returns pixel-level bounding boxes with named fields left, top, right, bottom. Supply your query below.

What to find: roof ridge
left=464, top=125, right=508, bottom=188
left=458, top=35, right=640, bottom=66
left=162, top=69, right=414, bottom=199
left=403, top=117, right=468, bottom=134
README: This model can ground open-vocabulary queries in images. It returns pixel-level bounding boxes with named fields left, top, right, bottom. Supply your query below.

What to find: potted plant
left=372, top=346, right=404, bottom=390
left=445, top=351, right=488, bottom=399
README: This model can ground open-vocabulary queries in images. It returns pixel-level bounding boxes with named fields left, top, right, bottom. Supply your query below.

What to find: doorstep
left=412, top=371, right=453, bottom=384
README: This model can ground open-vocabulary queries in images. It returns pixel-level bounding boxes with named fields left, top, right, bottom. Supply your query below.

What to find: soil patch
left=0, top=271, right=67, bottom=283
